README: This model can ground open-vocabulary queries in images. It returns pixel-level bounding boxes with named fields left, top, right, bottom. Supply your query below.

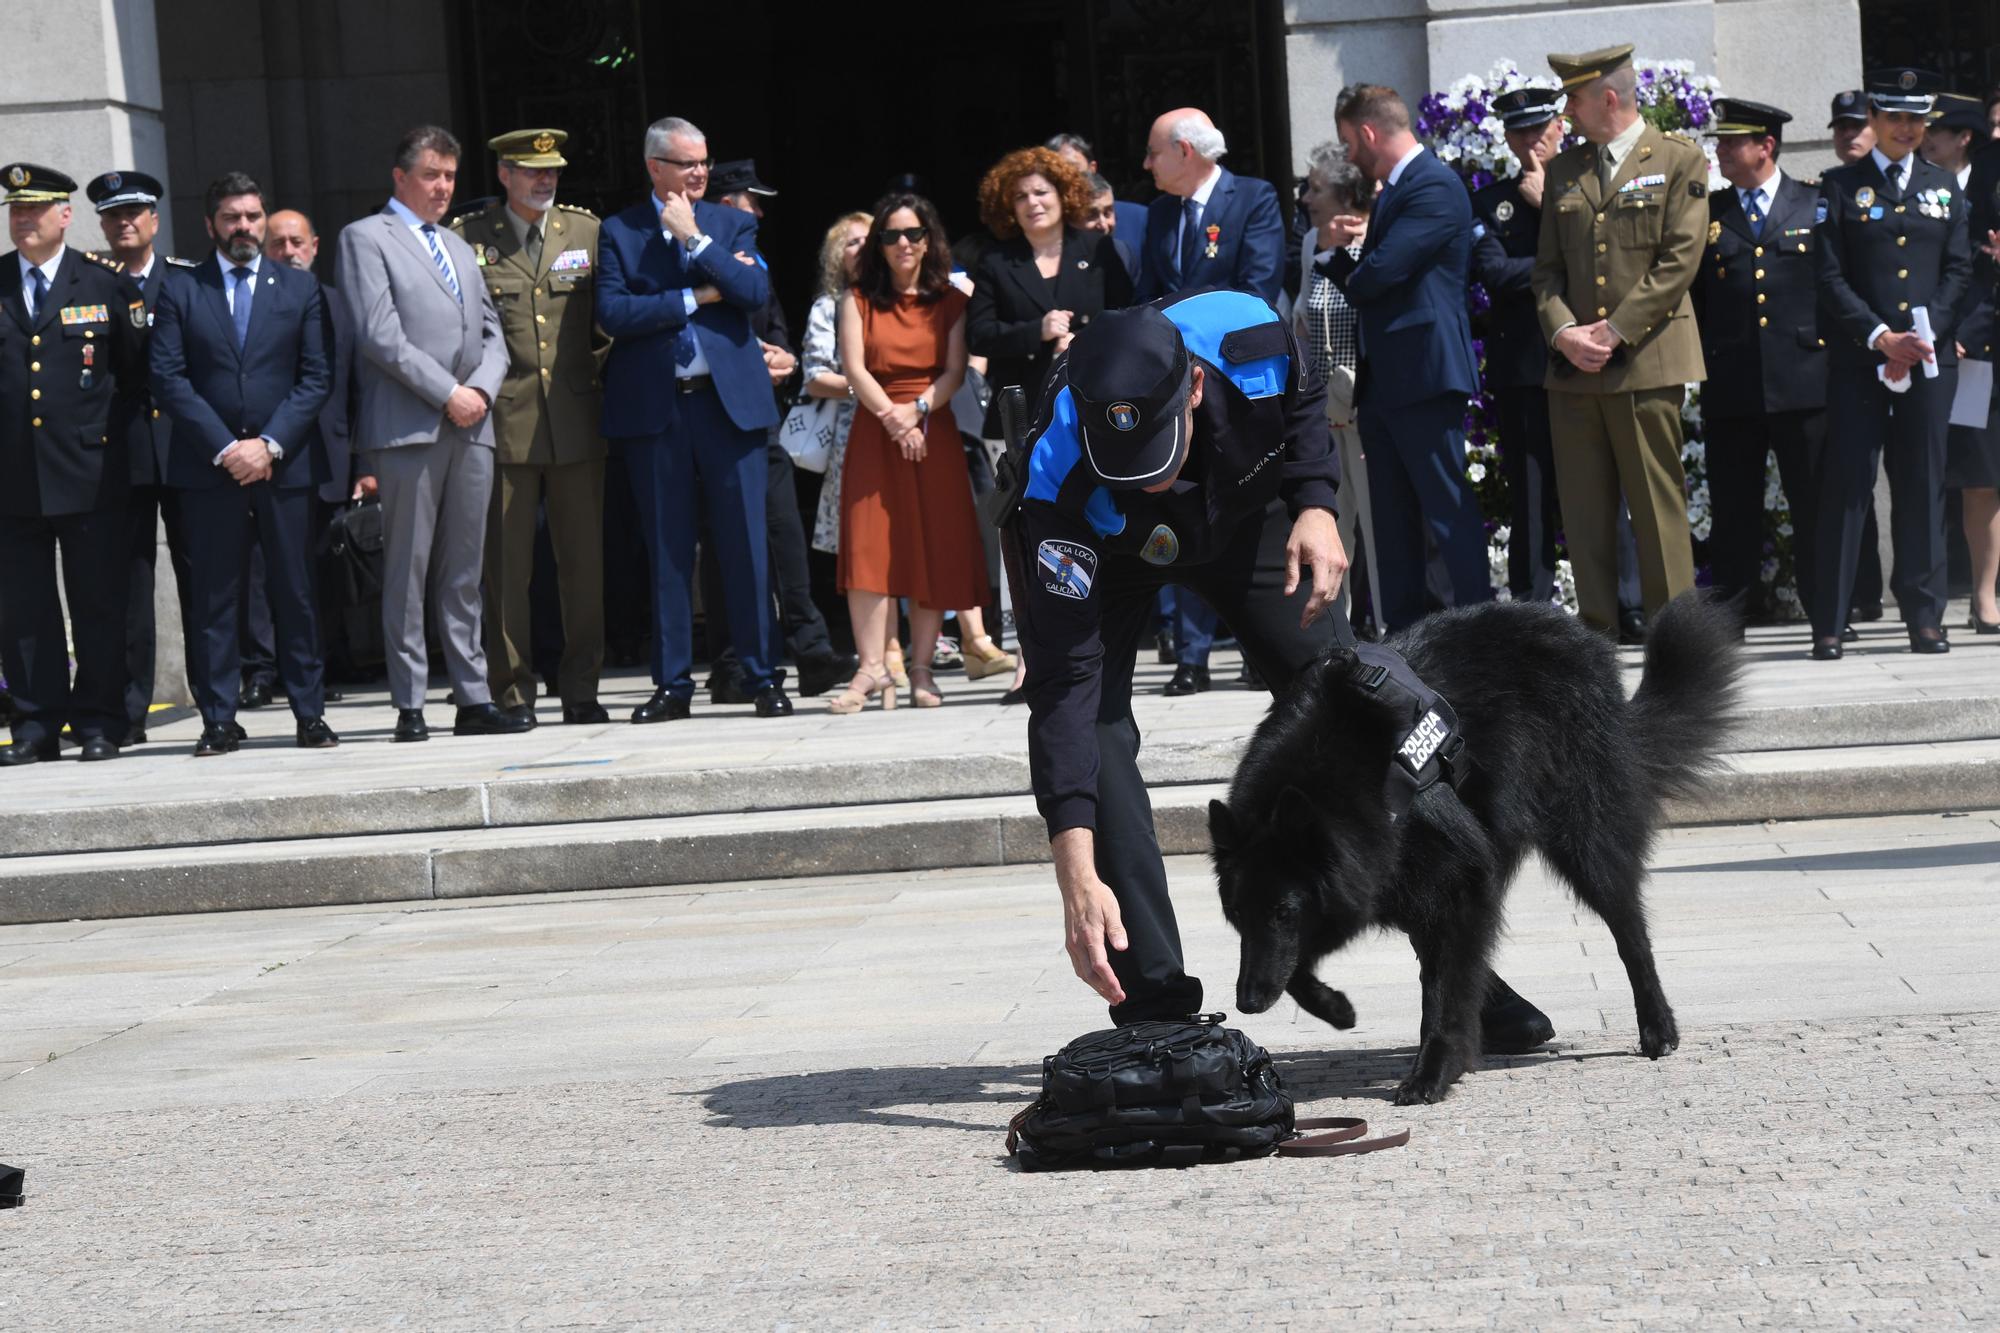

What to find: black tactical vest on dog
left=1352, top=642, right=1470, bottom=820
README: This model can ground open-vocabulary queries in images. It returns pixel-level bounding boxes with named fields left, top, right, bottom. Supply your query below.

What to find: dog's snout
left=1236, top=979, right=1280, bottom=1014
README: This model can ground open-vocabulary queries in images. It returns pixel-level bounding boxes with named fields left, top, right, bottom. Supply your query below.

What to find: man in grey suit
left=337, top=125, right=528, bottom=741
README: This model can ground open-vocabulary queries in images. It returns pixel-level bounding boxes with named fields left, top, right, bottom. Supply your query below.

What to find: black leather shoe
left=296, top=717, right=339, bottom=749
left=1811, top=637, right=1844, bottom=661
left=238, top=679, right=274, bottom=709
left=1155, top=632, right=1178, bottom=666
left=1909, top=628, right=1950, bottom=655
left=752, top=684, right=794, bottom=718
left=999, top=685, right=1026, bottom=706
left=230, top=721, right=248, bottom=743
left=393, top=708, right=429, bottom=743
left=507, top=704, right=539, bottom=730
left=562, top=701, right=611, bottom=725
left=1162, top=664, right=1210, bottom=696
left=1851, top=601, right=1884, bottom=623
left=454, top=702, right=535, bottom=735
left=795, top=653, right=858, bottom=699
left=1481, top=977, right=1556, bottom=1054
left=632, top=689, right=690, bottom=723
left=193, top=724, right=239, bottom=757
left=77, top=736, right=119, bottom=762
left=127, top=725, right=148, bottom=746
left=1617, top=608, right=1647, bottom=646
left=0, top=738, right=60, bottom=767
left=1841, top=623, right=1859, bottom=643
left=1969, top=613, right=2000, bottom=636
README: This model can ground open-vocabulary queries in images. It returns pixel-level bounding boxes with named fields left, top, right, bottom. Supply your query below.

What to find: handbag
left=1005, top=1013, right=1409, bottom=1171
left=777, top=394, right=845, bottom=474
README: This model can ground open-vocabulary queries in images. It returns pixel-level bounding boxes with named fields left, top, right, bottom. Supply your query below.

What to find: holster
left=980, top=384, right=1032, bottom=531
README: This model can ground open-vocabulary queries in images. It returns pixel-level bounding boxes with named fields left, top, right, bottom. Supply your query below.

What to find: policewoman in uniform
left=1000, top=289, right=1553, bottom=1050
left=1691, top=99, right=1830, bottom=628
left=0, top=163, right=148, bottom=763
left=1809, top=70, right=1972, bottom=659
left=450, top=128, right=611, bottom=725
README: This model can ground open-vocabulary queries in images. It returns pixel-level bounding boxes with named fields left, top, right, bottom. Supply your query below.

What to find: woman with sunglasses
left=827, top=194, right=987, bottom=712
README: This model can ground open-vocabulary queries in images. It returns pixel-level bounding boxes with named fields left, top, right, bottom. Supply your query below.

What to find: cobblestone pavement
left=2, top=812, right=1997, bottom=1328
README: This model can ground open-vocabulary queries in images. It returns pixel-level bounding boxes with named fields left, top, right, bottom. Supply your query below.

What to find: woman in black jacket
left=967, top=146, right=1134, bottom=438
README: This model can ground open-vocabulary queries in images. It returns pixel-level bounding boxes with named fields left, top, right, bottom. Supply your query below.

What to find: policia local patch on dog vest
left=1353, top=642, right=1470, bottom=821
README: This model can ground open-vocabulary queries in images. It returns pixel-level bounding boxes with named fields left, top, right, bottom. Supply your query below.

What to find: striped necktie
left=420, top=223, right=461, bottom=301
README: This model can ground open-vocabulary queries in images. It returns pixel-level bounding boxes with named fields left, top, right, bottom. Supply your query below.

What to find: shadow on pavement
left=1656, top=840, right=2000, bottom=876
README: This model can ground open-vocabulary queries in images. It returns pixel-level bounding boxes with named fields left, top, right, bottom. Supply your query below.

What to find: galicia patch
left=1107, top=401, right=1139, bottom=432
left=1139, top=524, right=1180, bottom=565
left=1037, top=539, right=1096, bottom=600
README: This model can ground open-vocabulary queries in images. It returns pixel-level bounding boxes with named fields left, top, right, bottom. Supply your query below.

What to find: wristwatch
left=914, top=397, right=931, bottom=420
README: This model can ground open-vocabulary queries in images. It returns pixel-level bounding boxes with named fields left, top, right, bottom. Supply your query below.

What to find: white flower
left=1467, top=461, right=1487, bottom=483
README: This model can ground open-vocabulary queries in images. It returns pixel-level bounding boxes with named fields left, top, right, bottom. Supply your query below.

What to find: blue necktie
left=421, top=223, right=461, bottom=301
left=1743, top=191, right=1763, bottom=238
left=26, top=266, right=47, bottom=322
left=231, top=266, right=254, bottom=348
left=1177, top=197, right=1202, bottom=288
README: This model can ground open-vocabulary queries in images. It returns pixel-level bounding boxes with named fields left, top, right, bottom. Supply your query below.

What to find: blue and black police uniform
left=1810, top=71, right=1973, bottom=656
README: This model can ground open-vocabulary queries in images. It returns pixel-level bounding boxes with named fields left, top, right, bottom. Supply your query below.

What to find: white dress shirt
left=1864, top=148, right=1919, bottom=352
left=1385, top=142, right=1426, bottom=189
left=16, top=251, right=62, bottom=321
left=651, top=192, right=714, bottom=377
left=1173, top=164, right=1226, bottom=273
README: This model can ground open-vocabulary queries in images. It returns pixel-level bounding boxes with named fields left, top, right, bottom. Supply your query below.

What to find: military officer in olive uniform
left=1691, top=100, right=1829, bottom=628
left=1809, top=70, right=1972, bottom=659
left=0, top=163, right=149, bottom=763
left=451, top=128, right=611, bottom=724
left=1533, top=43, right=1708, bottom=636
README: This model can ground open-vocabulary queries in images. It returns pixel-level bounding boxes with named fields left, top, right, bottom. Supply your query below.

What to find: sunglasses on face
left=880, top=226, right=928, bottom=246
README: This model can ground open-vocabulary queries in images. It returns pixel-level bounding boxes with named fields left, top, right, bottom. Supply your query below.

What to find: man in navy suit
left=597, top=116, right=791, bottom=721
left=150, top=172, right=334, bottom=755
left=1134, top=108, right=1288, bottom=694
left=1319, top=84, right=1491, bottom=631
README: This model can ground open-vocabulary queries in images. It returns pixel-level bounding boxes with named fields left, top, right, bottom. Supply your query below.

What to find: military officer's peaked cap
left=1928, top=92, right=1986, bottom=134
left=710, top=159, right=777, bottom=198
left=1546, top=44, right=1634, bottom=92
left=1866, top=68, right=1940, bottom=115
left=1492, top=87, right=1562, bottom=131
left=489, top=128, right=568, bottom=169
left=1827, top=89, right=1868, bottom=126
left=85, top=169, right=164, bottom=212
left=2, top=163, right=76, bottom=204
left=1709, top=99, right=1792, bottom=140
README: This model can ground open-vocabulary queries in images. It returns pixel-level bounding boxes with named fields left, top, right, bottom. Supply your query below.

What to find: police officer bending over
left=1000, top=288, right=1553, bottom=1049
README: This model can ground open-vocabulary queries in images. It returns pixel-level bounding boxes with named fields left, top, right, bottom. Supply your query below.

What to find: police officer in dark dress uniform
left=999, top=289, right=1553, bottom=1049
left=1692, top=100, right=1829, bottom=628
left=1810, top=71, right=1973, bottom=659
left=0, top=163, right=148, bottom=763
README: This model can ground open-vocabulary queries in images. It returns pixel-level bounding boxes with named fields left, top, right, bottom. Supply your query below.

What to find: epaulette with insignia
left=557, top=203, right=596, bottom=219
left=165, top=255, right=198, bottom=267
left=84, top=250, right=123, bottom=271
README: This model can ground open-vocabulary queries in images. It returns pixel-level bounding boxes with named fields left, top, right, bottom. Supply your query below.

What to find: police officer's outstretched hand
left=1052, top=828, right=1128, bottom=1005
left=1285, top=506, right=1349, bottom=628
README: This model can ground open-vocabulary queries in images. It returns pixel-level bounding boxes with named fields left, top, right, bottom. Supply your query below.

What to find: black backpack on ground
left=317, top=498, right=387, bottom=675
left=1006, top=1014, right=1408, bottom=1171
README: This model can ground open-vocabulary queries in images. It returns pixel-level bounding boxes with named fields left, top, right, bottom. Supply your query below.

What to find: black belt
left=676, top=374, right=713, bottom=395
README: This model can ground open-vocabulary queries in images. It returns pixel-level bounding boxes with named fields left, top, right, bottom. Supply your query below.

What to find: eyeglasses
left=880, top=226, right=929, bottom=246
left=650, top=155, right=712, bottom=171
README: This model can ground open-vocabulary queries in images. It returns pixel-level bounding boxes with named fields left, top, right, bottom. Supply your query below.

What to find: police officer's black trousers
left=1705, top=409, right=1826, bottom=619
left=1493, top=386, right=1561, bottom=603
left=0, top=509, right=130, bottom=745
left=1811, top=366, right=1951, bottom=638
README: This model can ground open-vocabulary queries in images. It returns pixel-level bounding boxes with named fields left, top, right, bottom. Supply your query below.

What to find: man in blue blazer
left=1134, top=108, right=1288, bottom=693
left=597, top=116, right=791, bottom=721
left=149, top=172, right=334, bottom=755
left=1319, top=84, right=1492, bottom=631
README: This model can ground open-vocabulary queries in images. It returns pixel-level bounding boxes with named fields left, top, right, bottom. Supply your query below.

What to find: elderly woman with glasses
left=825, top=193, right=987, bottom=712
left=1292, top=140, right=1384, bottom=631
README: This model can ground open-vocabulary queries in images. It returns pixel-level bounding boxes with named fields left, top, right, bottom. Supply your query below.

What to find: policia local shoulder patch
left=1038, top=540, right=1097, bottom=600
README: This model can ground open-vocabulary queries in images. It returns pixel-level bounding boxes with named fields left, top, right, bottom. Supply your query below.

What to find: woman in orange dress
left=829, top=193, right=987, bottom=712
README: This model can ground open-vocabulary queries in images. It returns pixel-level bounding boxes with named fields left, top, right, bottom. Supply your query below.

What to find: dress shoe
left=708, top=668, right=786, bottom=706
left=127, top=725, right=148, bottom=746
left=1841, top=624, right=1859, bottom=643
left=1162, top=664, right=1210, bottom=696
left=193, top=724, right=240, bottom=757
left=454, top=702, right=535, bottom=736
left=0, top=738, right=60, bottom=767
left=324, top=688, right=344, bottom=703
left=507, top=704, right=539, bottom=730
left=1154, top=632, right=1178, bottom=666
left=795, top=653, right=859, bottom=698
left=230, top=721, right=248, bottom=743
left=632, top=689, right=690, bottom=723
left=238, top=679, right=274, bottom=709
left=1237, top=661, right=1266, bottom=690
left=393, top=708, right=430, bottom=743
left=296, top=717, right=339, bottom=749
left=1909, top=628, right=1950, bottom=655
left=562, top=701, right=612, bottom=725
left=1617, top=608, right=1647, bottom=646
left=1851, top=601, right=1884, bottom=623
left=752, top=684, right=795, bottom=718
left=1969, top=612, right=2000, bottom=636
left=77, top=736, right=119, bottom=762
left=1000, top=685, right=1027, bottom=706
left=1811, top=637, right=1844, bottom=661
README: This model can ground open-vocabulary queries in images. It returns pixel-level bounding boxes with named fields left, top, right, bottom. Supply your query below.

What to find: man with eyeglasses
left=597, top=115, right=792, bottom=721
left=449, top=128, right=611, bottom=728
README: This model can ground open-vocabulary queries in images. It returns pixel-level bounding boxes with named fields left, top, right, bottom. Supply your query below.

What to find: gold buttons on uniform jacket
left=1595, top=212, right=1605, bottom=223
left=30, top=417, right=40, bottom=427
left=1754, top=246, right=1764, bottom=257
left=151, top=409, right=160, bottom=419
left=540, top=366, right=550, bottom=376
left=28, top=361, right=38, bottom=372
left=30, top=389, right=39, bottom=400
left=1899, top=301, right=1910, bottom=311
left=1754, top=268, right=1765, bottom=279
left=1895, top=205, right=1905, bottom=214
left=1596, top=274, right=1606, bottom=285
left=1757, top=293, right=1767, bottom=304
left=1897, top=235, right=1907, bottom=246
left=1759, top=316, right=1768, bottom=327
left=1597, top=306, right=1608, bottom=317
left=1597, top=242, right=1607, bottom=252
left=535, top=314, right=546, bottom=324
left=30, top=334, right=40, bottom=346
left=1897, top=268, right=1908, bottom=279
left=538, top=340, right=547, bottom=349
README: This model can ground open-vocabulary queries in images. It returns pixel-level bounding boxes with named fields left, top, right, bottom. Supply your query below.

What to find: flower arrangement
left=1420, top=59, right=1800, bottom=616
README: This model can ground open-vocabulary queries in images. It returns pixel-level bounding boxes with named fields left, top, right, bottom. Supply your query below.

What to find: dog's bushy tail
left=1627, top=591, right=1745, bottom=801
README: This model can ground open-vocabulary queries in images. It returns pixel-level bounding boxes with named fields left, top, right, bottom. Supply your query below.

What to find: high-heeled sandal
left=1968, top=612, right=2000, bottom=635
left=826, top=670, right=897, bottom=714
left=885, top=644, right=909, bottom=689
left=908, top=665, right=943, bottom=708
left=962, top=634, right=1018, bottom=680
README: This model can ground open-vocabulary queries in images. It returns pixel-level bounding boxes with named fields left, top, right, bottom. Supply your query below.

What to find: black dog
left=1209, top=593, right=1742, bottom=1105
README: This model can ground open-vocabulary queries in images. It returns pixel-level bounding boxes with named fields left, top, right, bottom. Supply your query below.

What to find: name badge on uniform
left=128, top=299, right=149, bottom=328
left=59, top=304, right=108, bottom=326
left=550, top=248, right=591, bottom=273
left=1856, top=186, right=1875, bottom=209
